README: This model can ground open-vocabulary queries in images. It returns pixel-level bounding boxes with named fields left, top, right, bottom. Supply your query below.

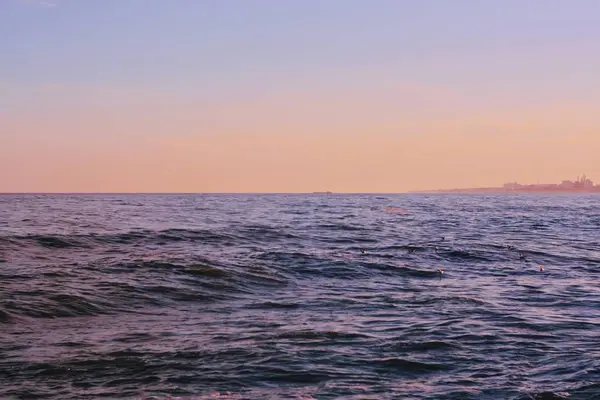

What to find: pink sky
left=2, top=81, right=599, bottom=193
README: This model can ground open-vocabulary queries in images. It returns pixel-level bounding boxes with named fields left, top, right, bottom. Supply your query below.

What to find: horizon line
left=0, top=191, right=597, bottom=196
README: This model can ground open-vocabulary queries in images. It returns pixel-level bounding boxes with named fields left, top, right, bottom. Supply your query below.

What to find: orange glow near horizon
left=1, top=83, right=599, bottom=193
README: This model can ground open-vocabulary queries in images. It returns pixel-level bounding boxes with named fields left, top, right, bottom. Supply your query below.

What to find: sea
left=1, top=194, right=599, bottom=400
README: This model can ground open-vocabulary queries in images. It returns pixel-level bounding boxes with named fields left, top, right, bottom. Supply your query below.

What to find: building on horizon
left=503, top=174, right=597, bottom=190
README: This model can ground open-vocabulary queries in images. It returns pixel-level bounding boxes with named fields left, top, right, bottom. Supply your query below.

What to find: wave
left=374, top=357, right=450, bottom=373
left=2, top=226, right=298, bottom=252
left=514, top=391, right=570, bottom=400
left=1, top=258, right=288, bottom=323
left=391, top=340, right=459, bottom=352
left=3, top=291, right=111, bottom=320
left=315, top=223, right=364, bottom=232
left=35, top=236, right=87, bottom=249
left=274, top=329, right=370, bottom=342
left=0, top=307, right=14, bottom=323
left=246, top=301, right=300, bottom=309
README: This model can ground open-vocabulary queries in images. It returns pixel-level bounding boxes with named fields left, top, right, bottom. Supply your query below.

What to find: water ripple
left=1, top=194, right=599, bottom=399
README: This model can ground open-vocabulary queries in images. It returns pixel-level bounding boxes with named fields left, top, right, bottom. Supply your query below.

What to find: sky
left=1, top=0, right=599, bottom=193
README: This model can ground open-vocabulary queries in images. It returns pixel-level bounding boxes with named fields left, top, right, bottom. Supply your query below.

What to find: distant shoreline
left=410, top=188, right=600, bottom=194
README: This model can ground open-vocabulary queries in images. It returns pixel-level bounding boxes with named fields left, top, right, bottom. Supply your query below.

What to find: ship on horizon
left=412, top=174, right=600, bottom=194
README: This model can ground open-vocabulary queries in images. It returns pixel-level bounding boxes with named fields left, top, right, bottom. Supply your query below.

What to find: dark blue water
left=1, top=194, right=599, bottom=400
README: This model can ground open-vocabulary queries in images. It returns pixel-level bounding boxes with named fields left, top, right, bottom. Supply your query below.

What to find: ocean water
left=1, top=194, right=599, bottom=400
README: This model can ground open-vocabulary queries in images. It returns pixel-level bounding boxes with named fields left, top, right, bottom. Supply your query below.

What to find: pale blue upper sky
left=2, top=0, right=600, bottom=103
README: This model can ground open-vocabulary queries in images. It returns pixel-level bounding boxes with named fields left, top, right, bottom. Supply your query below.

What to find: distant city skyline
left=414, top=174, right=600, bottom=194
left=2, top=0, right=599, bottom=193
left=503, top=174, right=597, bottom=188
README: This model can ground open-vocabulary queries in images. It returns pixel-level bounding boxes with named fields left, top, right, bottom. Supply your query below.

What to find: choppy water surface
left=1, top=194, right=599, bottom=399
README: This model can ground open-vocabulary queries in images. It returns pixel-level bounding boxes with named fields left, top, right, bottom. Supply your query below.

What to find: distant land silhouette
left=412, top=175, right=600, bottom=194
